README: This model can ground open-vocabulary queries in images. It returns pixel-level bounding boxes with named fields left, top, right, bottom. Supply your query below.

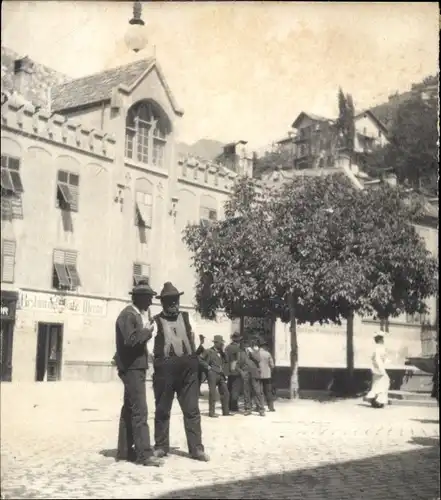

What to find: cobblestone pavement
left=1, top=382, right=439, bottom=499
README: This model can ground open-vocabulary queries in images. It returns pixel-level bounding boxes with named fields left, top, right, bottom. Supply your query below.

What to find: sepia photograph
left=0, top=1, right=439, bottom=498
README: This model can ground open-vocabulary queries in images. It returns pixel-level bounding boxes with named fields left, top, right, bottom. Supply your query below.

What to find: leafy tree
left=363, top=90, right=438, bottom=195
left=252, top=147, right=294, bottom=179
left=183, top=174, right=438, bottom=397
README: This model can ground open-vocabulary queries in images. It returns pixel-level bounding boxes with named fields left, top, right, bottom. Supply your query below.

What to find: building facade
left=1, top=48, right=253, bottom=382
left=1, top=47, right=437, bottom=387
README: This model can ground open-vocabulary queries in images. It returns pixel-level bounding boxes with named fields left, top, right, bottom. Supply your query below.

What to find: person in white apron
left=365, top=332, right=390, bottom=408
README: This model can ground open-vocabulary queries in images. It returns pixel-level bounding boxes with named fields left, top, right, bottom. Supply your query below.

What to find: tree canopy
left=364, top=90, right=438, bottom=195
left=183, top=175, right=437, bottom=325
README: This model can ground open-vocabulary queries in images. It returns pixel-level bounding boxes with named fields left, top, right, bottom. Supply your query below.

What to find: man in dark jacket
left=152, top=282, right=209, bottom=462
left=238, top=338, right=265, bottom=417
left=114, top=278, right=163, bottom=467
left=196, top=335, right=208, bottom=395
left=225, top=332, right=243, bottom=412
left=200, top=335, right=231, bottom=418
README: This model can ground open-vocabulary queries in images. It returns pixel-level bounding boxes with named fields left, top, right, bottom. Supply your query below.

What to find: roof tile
left=51, top=58, right=154, bottom=112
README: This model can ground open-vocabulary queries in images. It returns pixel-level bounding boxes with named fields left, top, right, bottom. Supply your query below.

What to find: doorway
left=35, top=323, right=63, bottom=382
left=0, top=320, right=14, bottom=382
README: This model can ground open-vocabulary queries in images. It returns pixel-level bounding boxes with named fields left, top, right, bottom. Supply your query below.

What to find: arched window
left=125, top=101, right=169, bottom=167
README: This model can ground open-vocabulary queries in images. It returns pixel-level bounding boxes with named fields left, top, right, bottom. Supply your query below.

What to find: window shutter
left=53, top=249, right=65, bottom=264
left=133, top=263, right=143, bottom=285
left=64, top=251, right=77, bottom=265
left=141, top=264, right=151, bottom=277
left=8, top=157, right=20, bottom=171
left=1, top=240, right=16, bottom=283
left=10, top=196, right=23, bottom=219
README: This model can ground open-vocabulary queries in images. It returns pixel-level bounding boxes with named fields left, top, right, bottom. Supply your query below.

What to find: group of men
left=196, top=332, right=276, bottom=418
left=113, top=278, right=277, bottom=468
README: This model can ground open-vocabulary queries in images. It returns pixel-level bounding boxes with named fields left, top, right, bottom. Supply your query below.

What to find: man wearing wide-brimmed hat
left=200, top=335, right=231, bottom=418
left=225, top=332, right=243, bottom=412
left=114, top=278, right=163, bottom=467
left=151, top=282, right=209, bottom=462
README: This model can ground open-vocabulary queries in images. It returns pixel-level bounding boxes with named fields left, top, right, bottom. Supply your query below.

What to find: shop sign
left=18, top=291, right=107, bottom=317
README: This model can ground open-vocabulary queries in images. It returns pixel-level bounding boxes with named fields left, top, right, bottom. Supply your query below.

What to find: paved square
left=1, top=382, right=439, bottom=499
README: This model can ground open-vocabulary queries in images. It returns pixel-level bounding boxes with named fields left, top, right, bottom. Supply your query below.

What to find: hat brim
left=156, top=291, right=184, bottom=299
left=130, top=289, right=157, bottom=296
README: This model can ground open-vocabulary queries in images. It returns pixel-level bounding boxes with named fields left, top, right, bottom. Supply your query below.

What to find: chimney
left=13, top=57, right=34, bottom=97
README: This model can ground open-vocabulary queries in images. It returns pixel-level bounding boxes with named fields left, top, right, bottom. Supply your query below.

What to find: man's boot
left=136, top=455, right=164, bottom=467
left=191, top=449, right=210, bottom=462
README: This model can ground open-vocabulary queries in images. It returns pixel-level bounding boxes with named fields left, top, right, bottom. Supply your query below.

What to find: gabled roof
left=51, top=58, right=184, bottom=116
left=292, top=112, right=333, bottom=129
left=354, top=109, right=389, bottom=134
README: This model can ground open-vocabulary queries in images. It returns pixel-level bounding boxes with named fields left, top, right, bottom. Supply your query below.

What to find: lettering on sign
left=18, top=292, right=107, bottom=317
left=1, top=305, right=9, bottom=316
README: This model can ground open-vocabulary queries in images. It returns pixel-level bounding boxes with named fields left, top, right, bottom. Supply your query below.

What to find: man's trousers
left=153, top=354, right=204, bottom=456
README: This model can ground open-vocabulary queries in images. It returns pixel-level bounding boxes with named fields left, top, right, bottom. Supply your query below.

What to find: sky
left=1, top=1, right=439, bottom=152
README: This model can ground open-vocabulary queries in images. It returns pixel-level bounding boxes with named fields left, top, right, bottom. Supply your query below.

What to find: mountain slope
left=176, top=139, right=225, bottom=161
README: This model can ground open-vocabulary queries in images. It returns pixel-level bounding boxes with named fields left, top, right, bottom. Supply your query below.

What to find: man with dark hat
left=114, top=278, right=163, bottom=467
left=151, top=282, right=209, bottom=462
left=225, top=332, right=243, bottom=413
left=200, top=335, right=231, bottom=418
left=238, top=337, right=266, bottom=417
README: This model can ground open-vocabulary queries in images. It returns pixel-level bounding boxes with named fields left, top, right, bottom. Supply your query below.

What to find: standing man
left=225, top=332, right=242, bottom=413
left=152, top=282, right=209, bottom=462
left=196, top=334, right=208, bottom=396
left=258, top=340, right=276, bottom=412
left=365, top=332, right=390, bottom=409
left=114, top=278, right=163, bottom=467
left=238, top=338, right=266, bottom=417
left=200, top=335, right=231, bottom=418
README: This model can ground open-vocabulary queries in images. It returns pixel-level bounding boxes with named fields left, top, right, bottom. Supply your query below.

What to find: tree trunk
left=288, top=294, right=299, bottom=399
left=346, top=310, right=355, bottom=394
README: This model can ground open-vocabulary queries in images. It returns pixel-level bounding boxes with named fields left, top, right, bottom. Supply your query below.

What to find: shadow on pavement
left=408, top=436, right=440, bottom=447
left=153, top=443, right=440, bottom=500
left=99, top=448, right=117, bottom=459
left=99, top=447, right=187, bottom=461
left=411, top=418, right=439, bottom=425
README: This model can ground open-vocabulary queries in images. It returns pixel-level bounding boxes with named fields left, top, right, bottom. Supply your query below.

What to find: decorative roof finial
left=129, top=1, right=145, bottom=26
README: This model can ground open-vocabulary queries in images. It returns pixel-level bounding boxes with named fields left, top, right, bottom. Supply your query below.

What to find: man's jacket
left=114, top=305, right=153, bottom=372
left=200, top=346, right=229, bottom=377
left=238, top=349, right=261, bottom=379
left=225, top=342, right=241, bottom=376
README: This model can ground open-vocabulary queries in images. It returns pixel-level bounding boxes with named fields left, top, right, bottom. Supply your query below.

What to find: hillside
left=176, top=138, right=225, bottom=161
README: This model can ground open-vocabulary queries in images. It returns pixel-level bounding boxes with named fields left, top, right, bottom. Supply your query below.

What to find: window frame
left=1, top=239, right=16, bottom=283
left=52, top=249, right=81, bottom=291
left=134, top=190, right=153, bottom=229
left=125, top=102, right=168, bottom=167
left=133, top=262, right=151, bottom=286
left=200, top=206, right=217, bottom=225
left=1, top=155, right=24, bottom=194
left=56, top=170, right=80, bottom=212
